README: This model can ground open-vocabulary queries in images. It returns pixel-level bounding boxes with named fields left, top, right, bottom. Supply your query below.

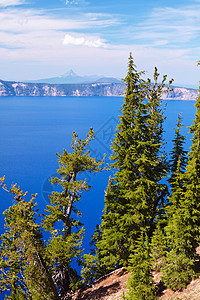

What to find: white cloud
left=0, top=0, right=25, bottom=7
left=66, top=0, right=78, bottom=4
left=0, top=8, right=117, bottom=33
left=0, top=7, right=115, bottom=55
left=0, top=6, right=113, bottom=79
left=65, top=0, right=89, bottom=6
left=63, top=33, right=106, bottom=48
left=0, top=1, right=199, bottom=87
left=153, top=40, right=168, bottom=46
left=133, top=5, right=200, bottom=46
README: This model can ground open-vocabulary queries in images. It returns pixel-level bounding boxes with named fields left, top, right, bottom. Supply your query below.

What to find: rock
left=0, top=80, right=198, bottom=99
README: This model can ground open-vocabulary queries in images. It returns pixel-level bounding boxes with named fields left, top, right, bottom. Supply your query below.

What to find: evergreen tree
left=150, top=220, right=167, bottom=272
left=151, top=114, right=187, bottom=275
left=96, top=53, right=149, bottom=270
left=125, top=234, right=156, bottom=300
left=125, top=68, right=172, bottom=299
left=97, top=56, right=170, bottom=273
left=163, top=100, right=200, bottom=291
left=43, top=128, right=104, bottom=297
left=0, top=178, right=58, bottom=300
left=81, top=224, right=106, bottom=284
left=168, top=113, right=188, bottom=185
left=0, top=128, right=104, bottom=299
left=145, top=67, right=172, bottom=231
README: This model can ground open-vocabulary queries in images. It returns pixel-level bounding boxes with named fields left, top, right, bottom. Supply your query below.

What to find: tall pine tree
left=168, top=113, right=188, bottom=185
left=96, top=55, right=170, bottom=279
left=96, top=53, right=149, bottom=271
left=125, top=67, right=172, bottom=300
left=151, top=114, right=187, bottom=274
left=163, top=93, right=200, bottom=290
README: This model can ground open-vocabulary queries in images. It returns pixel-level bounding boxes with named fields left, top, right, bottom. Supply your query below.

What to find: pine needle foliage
left=97, top=55, right=170, bottom=270
left=96, top=53, right=149, bottom=270
left=126, top=234, right=156, bottom=300
left=1, top=56, right=200, bottom=299
left=163, top=96, right=200, bottom=291
left=0, top=128, right=105, bottom=299
left=95, top=54, right=173, bottom=299
left=0, top=180, right=57, bottom=300
left=151, top=221, right=168, bottom=272
left=168, top=113, right=188, bottom=186
left=43, top=128, right=105, bottom=296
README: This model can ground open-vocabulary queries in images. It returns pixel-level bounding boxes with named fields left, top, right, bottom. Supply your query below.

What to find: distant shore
left=0, top=80, right=198, bottom=100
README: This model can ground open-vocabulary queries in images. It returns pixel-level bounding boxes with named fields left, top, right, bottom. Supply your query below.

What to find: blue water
left=0, top=96, right=197, bottom=254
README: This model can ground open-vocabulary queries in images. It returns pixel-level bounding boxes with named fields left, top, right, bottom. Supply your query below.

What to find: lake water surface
left=0, top=96, right=197, bottom=252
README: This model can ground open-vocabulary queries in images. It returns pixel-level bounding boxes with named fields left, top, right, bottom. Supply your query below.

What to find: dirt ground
left=160, top=277, right=200, bottom=300
left=70, top=266, right=200, bottom=300
left=72, top=267, right=130, bottom=300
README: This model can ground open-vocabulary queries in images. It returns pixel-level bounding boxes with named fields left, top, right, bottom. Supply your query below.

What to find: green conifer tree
left=151, top=114, right=187, bottom=274
left=0, top=128, right=104, bottom=299
left=0, top=178, right=58, bottom=300
left=97, top=57, right=170, bottom=273
left=163, top=103, right=200, bottom=291
left=43, top=128, right=104, bottom=296
left=145, top=67, right=172, bottom=232
left=168, top=113, right=188, bottom=185
left=96, top=53, right=149, bottom=270
left=125, top=68, right=172, bottom=299
left=125, top=234, right=156, bottom=300
left=151, top=220, right=168, bottom=272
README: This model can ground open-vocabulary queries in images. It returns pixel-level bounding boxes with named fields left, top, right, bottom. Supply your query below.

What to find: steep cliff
left=0, top=80, right=198, bottom=100
left=162, top=87, right=199, bottom=100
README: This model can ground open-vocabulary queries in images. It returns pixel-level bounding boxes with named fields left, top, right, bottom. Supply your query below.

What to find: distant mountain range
left=26, top=69, right=121, bottom=84
left=0, top=79, right=198, bottom=100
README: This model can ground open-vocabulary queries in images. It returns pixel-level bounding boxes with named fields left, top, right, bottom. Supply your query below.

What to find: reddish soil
left=160, top=277, right=200, bottom=299
left=72, top=267, right=130, bottom=300
left=70, top=266, right=200, bottom=300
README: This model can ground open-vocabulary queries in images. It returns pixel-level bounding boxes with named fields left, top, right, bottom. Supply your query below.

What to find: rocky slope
left=0, top=80, right=198, bottom=100
left=0, top=80, right=124, bottom=97
left=162, top=86, right=199, bottom=100
left=71, top=268, right=130, bottom=300
left=69, top=267, right=200, bottom=300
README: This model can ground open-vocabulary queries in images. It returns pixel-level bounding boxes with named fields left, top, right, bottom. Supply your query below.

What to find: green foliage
left=43, top=128, right=104, bottom=232
left=163, top=179, right=199, bottom=290
left=184, top=89, right=200, bottom=239
left=162, top=249, right=196, bottom=291
left=163, top=95, right=200, bottom=291
left=97, top=54, right=147, bottom=268
left=83, top=224, right=108, bottom=281
left=97, top=55, right=170, bottom=273
left=144, top=66, right=172, bottom=226
left=126, top=235, right=156, bottom=300
left=81, top=254, right=97, bottom=286
left=43, top=127, right=105, bottom=296
left=1, top=56, right=200, bottom=299
left=168, top=113, right=188, bottom=186
left=151, top=221, right=167, bottom=272
left=96, top=177, right=129, bottom=271
left=0, top=181, right=57, bottom=300
left=0, top=128, right=105, bottom=299
left=95, top=55, right=173, bottom=299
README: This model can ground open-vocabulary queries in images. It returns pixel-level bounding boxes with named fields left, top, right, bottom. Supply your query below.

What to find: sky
left=0, top=0, right=200, bottom=87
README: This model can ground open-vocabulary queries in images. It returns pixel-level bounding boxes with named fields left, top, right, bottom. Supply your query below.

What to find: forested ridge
left=1, top=54, right=200, bottom=299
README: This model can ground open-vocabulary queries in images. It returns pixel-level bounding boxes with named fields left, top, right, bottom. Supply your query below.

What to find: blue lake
left=0, top=96, right=197, bottom=253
